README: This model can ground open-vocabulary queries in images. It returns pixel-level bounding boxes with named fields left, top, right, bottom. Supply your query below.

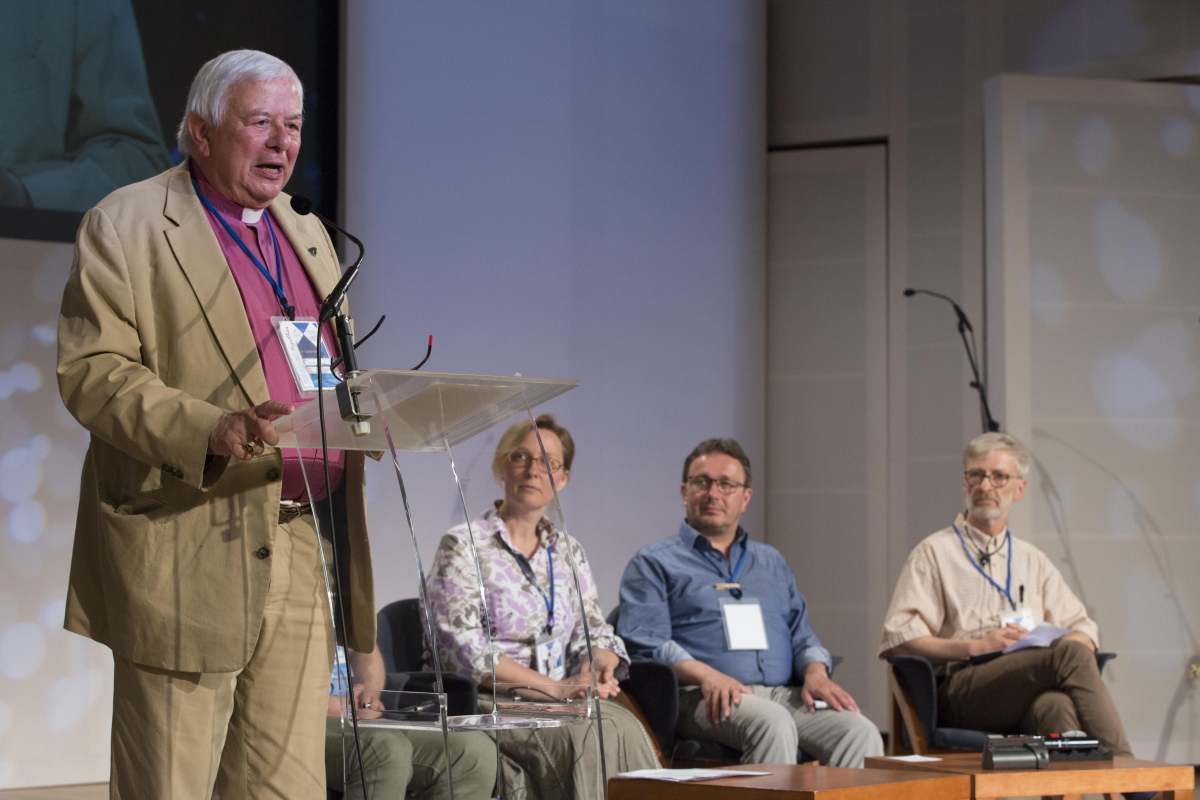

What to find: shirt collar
left=190, top=160, right=267, bottom=225
left=678, top=520, right=748, bottom=557
left=483, top=501, right=559, bottom=552
left=954, top=512, right=1008, bottom=553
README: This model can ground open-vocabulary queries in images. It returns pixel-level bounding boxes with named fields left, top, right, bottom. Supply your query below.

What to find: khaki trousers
left=939, top=637, right=1133, bottom=757
left=110, top=514, right=334, bottom=799
left=677, top=685, right=884, bottom=767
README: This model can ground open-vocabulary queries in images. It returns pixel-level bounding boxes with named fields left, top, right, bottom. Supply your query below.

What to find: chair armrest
left=1096, top=652, right=1116, bottom=674
left=620, top=660, right=679, bottom=755
left=886, top=655, right=938, bottom=748
left=390, top=671, right=479, bottom=717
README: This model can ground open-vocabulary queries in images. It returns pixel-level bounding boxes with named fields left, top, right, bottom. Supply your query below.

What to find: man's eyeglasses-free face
left=685, top=476, right=747, bottom=495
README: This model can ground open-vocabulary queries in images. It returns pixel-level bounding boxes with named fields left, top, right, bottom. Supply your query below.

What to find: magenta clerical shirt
left=192, top=162, right=345, bottom=502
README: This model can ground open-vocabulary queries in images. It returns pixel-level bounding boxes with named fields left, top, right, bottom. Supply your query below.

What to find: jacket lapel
left=162, top=163, right=269, bottom=407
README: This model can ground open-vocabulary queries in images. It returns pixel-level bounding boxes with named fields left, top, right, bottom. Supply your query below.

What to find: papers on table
left=619, top=768, right=772, bottom=782
left=1002, top=622, right=1072, bottom=654
left=887, top=754, right=943, bottom=762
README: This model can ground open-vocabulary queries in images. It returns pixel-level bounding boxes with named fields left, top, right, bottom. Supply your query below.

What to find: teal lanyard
left=192, top=178, right=296, bottom=320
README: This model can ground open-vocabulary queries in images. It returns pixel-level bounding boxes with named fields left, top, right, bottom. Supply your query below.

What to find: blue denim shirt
left=617, top=522, right=832, bottom=686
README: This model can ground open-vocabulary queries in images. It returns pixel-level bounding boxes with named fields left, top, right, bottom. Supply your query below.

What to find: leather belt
left=279, top=500, right=312, bottom=525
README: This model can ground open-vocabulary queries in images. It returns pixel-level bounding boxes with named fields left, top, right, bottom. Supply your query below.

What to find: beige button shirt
left=879, top=513, right=1098, bottom=660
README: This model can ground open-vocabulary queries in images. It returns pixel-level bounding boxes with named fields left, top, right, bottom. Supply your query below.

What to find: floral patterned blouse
left=425, top=502, right=629, bottom=683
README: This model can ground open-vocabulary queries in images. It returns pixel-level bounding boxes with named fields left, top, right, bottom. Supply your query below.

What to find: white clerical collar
left=241, top=207, right=264, bottom=224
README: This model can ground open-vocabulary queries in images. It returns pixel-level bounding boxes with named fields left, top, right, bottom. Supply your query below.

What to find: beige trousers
left=677, top=684, right=884, bottom=767
left=110, top=514, right=334, bottom=800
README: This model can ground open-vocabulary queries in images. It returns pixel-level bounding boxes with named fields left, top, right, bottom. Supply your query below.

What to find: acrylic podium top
left=274, top=369, right=578, bottom=452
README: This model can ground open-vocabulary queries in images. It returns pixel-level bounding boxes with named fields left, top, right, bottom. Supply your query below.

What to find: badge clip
left=715, top=582, right=741, bottom=591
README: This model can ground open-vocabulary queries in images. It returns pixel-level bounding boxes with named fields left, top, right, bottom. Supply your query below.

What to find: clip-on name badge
left=1000, top=605, right=1035, bottom=631
left=535, top=633, right=565, bottom=681
left=720, top=596, right=769, bottom=651
left=272, top=316, right=339, bottom=395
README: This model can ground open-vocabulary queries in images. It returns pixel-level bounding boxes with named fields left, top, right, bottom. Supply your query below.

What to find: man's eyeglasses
left=963, top=470, right=1015, bottom=488
left=686, top=476, right=747, bottom=495
left=507, top=451, right=564, bottom=473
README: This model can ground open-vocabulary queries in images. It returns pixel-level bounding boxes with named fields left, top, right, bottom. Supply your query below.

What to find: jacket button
left=255, top=547, right=271, bottom=560
left=266, top=469, right=280, bottom=481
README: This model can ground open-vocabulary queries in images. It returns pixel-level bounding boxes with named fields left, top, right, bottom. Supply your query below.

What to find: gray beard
left=968, top=502, right=1005, bottom=522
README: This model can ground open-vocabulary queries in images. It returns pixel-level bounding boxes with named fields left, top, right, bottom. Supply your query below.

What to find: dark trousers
left=939, top=637, right=1133, bottom=757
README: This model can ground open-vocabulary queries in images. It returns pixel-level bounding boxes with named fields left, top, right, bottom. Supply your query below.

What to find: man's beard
left=968, top=492, right=1007, bottom=522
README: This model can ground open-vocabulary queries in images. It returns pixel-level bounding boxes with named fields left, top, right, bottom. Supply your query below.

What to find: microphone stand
left=904, top=288, right=1001, bottom=433
left=290, top=196, right=372, bottom=797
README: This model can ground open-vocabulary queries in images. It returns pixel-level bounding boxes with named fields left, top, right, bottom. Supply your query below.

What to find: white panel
left=766, top=145, right=888, bottom=725
left=988, top=73, right=1200, bottom=761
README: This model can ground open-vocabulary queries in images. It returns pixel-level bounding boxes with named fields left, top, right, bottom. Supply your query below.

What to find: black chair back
left=378, top=598, right=426, bottom=673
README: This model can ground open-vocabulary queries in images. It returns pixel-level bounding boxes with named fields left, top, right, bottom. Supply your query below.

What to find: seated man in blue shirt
left=617, top=438, right=882, bottom=766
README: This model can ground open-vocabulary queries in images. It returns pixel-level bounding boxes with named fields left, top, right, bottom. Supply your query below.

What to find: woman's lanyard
left=953, top=524, right=1015, bottom=610
left=700, top=536, right=748, bottom=600
left=505, top=541, right=555, bottom=634
left=192, top=178, right=296, bottom=320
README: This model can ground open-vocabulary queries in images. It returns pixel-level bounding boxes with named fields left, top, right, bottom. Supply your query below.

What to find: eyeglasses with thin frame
left=685, top=475, right=747, bottom=495
left=963, top=470, right=1016, bottom=488
left=507, top=451, right=564, bottom=474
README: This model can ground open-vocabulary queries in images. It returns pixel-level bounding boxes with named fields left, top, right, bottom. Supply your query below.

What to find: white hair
left=963, top=432, right=1030, bottom=479
left=176, top=50, right=303, bottom=156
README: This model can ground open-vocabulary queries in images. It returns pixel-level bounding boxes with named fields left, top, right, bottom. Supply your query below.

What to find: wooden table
left=865, top=753, right=1194, bottom=799
left=609, top=763, right=972, bottom=799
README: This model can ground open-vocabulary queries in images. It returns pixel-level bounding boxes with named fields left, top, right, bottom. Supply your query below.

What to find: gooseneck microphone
left=290, top=196, right=365, bottom=322
left=904, top=287, right=1001, bottom=433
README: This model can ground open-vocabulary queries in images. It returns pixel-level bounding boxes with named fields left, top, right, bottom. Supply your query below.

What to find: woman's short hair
left=682, top=438, right=752, bottom=487
left=963, top=432, right=1030, bottom=479
left=176, top=49, right=303, bottom=157
left=492, top=414, right=575, bottom=481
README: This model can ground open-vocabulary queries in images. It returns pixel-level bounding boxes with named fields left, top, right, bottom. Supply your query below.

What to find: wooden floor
left=0, top=785, right=105, bottom=800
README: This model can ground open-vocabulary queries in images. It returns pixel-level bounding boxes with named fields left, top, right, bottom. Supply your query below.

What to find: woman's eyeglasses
left=507, top=451, right=564, bottom=473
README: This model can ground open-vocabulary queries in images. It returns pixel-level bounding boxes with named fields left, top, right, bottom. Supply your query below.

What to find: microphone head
left=290, top=195, right=313, bottom=215
left=903, top=288, right=916, bottom=297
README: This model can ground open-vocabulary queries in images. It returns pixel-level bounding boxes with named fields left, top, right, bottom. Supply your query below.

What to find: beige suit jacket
left=57, top=162, right=376, bottom=672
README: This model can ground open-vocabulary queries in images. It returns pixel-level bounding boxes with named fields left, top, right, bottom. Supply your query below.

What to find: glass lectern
left=276, top=370, right=609, bottom=799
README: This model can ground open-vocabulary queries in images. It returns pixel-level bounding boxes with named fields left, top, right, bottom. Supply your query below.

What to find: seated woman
left=427, top=414, right=659, bottom=800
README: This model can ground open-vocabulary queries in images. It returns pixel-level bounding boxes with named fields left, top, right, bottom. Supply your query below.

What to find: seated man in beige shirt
left=879, top=432, right=1132, bottom=758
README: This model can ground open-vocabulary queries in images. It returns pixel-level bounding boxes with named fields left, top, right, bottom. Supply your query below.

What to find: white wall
left=342, top=0, right=767, bottom=613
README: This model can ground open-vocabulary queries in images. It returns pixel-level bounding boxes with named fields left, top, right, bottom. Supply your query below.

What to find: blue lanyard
left=507, top=541, right=555, bottom=634
left=192, top=178, right=296, bottom=320
left=700, top=535, right=748, bottom=599
left=953, top=524, right=1015, bottom=610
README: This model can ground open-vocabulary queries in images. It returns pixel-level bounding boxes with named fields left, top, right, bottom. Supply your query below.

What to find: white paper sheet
left=887, top=754, right=943, bottom=762
left=619, top=769, right=772, bottom=782
left=1002, top=622, right=1072, bottom=654
left=723, top=601, right=769, bottom=650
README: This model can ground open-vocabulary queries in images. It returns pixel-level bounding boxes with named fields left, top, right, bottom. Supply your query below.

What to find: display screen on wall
left=0, top=0, right=339, bottom=243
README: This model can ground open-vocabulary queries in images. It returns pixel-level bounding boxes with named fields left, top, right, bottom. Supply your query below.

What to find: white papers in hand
left=1002, top=622, right=1072, bottom=654
left=619, top=769, right=772, bottom=782
left=888, top=754, right=943, bottom=762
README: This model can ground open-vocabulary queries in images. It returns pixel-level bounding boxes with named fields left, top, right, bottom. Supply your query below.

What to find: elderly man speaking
left=57, top=51, right=374, bottom=797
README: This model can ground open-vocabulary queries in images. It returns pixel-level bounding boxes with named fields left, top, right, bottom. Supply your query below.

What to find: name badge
left=535, top=632, right=565, bottom=681
left=272, top=316, right=338, bottom=395
left=720, top=596, right=769, bottom=651
left=1000, top=605, right=1035, bottom=631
